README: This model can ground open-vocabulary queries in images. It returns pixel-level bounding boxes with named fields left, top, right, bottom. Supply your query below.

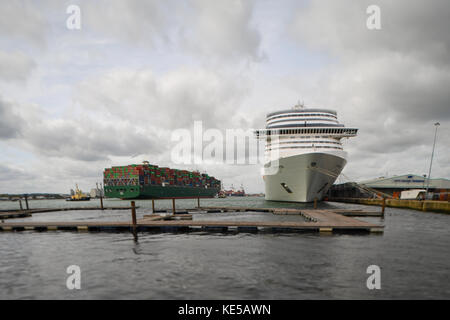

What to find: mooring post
left=172, top=198, right=176, bottom=214
left=381, top=197, right=386, bottom=217
left=98, top=182, right=104, bottom=210
left=131, top=201, right=137, bottom=236
left=197, top=197, right=200, bottom=208
left=19, top=199, right=23, bottom=211
left=152, top=199, right=155, bottom=213
left=314, top=198, right=318, bottom=209
left=24, top=194, right=29, bottom=210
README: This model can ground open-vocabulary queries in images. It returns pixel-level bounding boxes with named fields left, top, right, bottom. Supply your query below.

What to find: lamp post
left=425, top=122, right=440, bottom=198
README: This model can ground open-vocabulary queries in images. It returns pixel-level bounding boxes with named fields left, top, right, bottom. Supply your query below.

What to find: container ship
left=103, top=161, right=221, bottom=199
left=255, top=103, right=358, bottom=202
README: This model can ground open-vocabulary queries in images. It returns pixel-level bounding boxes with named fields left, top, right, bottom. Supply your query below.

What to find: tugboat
left=66, top=184, right=91, bottom=201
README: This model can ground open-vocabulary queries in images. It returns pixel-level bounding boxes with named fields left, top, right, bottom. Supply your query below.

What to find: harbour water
left=1, top=197, right=449, bottom=299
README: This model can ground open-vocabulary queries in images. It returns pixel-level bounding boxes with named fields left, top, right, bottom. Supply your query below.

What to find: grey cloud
left=0, top=50, right=36, bottom=82
left=181, top=0, right=262, bottom=61
left=0, top=96, right=23, bottom=139
left=377, top=66, right=450, bottom=121
left=1, top=96, right=164, bottom=162
left=84, top=0, right=171, bottom=47
left=353, top=124, right=436, bottom=155
left=1, top=0, right=263, bottom=61
left=0, top=164, right=35, bottom=181
left=337, top=56, right=450, bottom=123
left=83, top=0, right=262, bottom=61
left=0, top=1, right=47, bottom=46
left=291, top=0, right=450, bottom=65
left=76, top=67, right=250, bottom=131
left=23, top=118, right=164, bottom=162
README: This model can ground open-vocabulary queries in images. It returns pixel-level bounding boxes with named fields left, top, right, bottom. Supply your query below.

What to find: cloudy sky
left=0, top=0, right=449, bottom=194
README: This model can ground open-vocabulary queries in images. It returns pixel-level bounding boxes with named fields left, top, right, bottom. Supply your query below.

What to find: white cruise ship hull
left=264, top=152, right=346, bottom=202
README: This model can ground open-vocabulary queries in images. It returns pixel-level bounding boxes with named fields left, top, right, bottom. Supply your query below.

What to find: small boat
left=223, top=184, right=246, bottom=197
left=66, top=184, right=91, bottom=201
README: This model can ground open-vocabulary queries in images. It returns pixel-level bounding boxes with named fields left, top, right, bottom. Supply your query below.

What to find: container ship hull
left=103, top=163, right=221, bottom=200
left=105, top=185, right=220, bottom=199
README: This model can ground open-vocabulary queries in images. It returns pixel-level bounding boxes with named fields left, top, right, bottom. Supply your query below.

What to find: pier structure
left=0, top=200, right=384, bottom=234
left=0, top=206, right=138, bottom=220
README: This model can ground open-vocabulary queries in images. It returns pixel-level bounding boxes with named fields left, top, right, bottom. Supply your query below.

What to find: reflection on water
left=0, top=197, right=449, bottom=299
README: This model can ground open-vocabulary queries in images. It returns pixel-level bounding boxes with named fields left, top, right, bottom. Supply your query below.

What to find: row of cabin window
left=263, top=128, right=356, bottom=135
left=262, top=134, right=328, bottom=140
left=266, top=140, right=342, bottom=146
left=278, top=135, right=337, bottom=139
left=266, top=145, right=343, bottom=151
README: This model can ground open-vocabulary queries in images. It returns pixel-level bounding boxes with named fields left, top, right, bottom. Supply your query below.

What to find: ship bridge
left=266, top=108, right=340, bottom=129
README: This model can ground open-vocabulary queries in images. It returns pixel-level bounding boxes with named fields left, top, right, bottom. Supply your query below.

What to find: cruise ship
left=255, top=104, right=358, bottom=202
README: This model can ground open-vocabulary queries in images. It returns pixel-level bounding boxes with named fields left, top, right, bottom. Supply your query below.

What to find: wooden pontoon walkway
left=197, top=206, right=383, bottom=217
left=0, top=207, right=384, bottom=234
left=0, top=211, right=32, bottom=219
left=0, top=206, right=137, bottom=219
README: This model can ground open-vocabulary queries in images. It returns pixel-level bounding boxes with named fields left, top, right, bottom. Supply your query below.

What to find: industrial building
left=329, top=174, right=450, bottom=200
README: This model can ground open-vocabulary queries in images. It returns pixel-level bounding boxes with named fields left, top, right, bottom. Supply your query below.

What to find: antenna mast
left=293, top=100, right=305, bottom=110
